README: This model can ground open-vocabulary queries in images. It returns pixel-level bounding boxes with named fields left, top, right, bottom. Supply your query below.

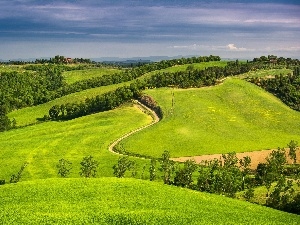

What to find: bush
left=79, top=156, right=98, bottom=178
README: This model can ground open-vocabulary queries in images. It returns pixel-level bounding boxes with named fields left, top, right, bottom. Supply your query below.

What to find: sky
left=0, top=0, right=299, bottom=60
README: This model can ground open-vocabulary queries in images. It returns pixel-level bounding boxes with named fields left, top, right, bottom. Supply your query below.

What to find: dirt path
left=108, top=100, right=160, bottom=156
left=171, top=149, right=300, bottom=169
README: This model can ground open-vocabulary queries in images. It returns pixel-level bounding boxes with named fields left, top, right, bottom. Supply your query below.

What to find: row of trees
left=46, top=60, right=259, bottom=121
left=57, top=156, right=99, bottom=178
left=0, top=66, right=65, bottom=113
left=249, top=67, right=300, bottom=111
left=113, top=141, right=300, bottom=214
left=1, top=56, right=220, bottom=131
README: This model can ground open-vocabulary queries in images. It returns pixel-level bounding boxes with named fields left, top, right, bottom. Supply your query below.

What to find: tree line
left=46, top=59, right=262, bottom=121
left=112, top=140, right=300, bottom=215
left=0, top=55, right=220, bottom=131
left=249, top=67, right=300, bottom=111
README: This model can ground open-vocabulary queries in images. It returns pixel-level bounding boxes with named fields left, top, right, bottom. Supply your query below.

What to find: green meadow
left=7, top=82, right=133, bottom=127
left=1, top=61, right=300, bottom=222
left=139, top=61, right=228, bottom=80
left=1, top=178, right=299, bottom=224
left=63, top=67, right=122, bottom=84
left=1, top=104, right=152, bottom=181
left=120, top=78, right=300, bottom=157
left=238, top=68, right=292, bottom=79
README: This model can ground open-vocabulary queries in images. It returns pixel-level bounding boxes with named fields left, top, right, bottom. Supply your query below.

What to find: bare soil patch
left=171, top=149, right=300, bottom=169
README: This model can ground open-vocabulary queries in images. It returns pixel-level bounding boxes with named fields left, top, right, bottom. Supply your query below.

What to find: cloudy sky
left=0, top=0, right=299, bottom=60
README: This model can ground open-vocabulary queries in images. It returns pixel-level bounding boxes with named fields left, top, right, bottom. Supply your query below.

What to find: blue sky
left=0, top=0, right=299, bottom=60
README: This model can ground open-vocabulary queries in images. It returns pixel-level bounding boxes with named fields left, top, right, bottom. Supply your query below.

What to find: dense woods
left=249, top=67, right=300, bottom=111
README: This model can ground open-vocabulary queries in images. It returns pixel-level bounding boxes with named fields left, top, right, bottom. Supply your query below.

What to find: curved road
left=108, top=100, right=160, bottom=156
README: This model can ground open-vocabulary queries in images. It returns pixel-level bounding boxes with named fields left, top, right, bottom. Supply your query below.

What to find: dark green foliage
left=10, top=162, right=28, bottom=183
left=255, top=148, right=287, bottom=196
left=159, top=151, right=175, bottom=185
left=266, top=176, right=295, bottom=210
left=56, top=158, right=72, bottom=178
left=249, top=67, right=300, bottom=111
left=49, top=105, right=61, bottom=120
left=0, top=180, right=5, bottom=185
left=149, top=159, right=157, bottom=181
left=244, top=186, right=255, bottom=201
left=174, top=160, right=197, bottom=188
left=79, top=156, right=98, bottom=178
left=239, top=156, right=252, bottom=190
left=288, top=140, right=299, bottom=163
left=113, top=156, right=134, bottom=178
left=0, top=67, right=65, bottom=112
left=0, top=115, right=13, bottom=132
left=285, top=193, right=300, bottom=214
left=197, top=153, right=243, bottom=197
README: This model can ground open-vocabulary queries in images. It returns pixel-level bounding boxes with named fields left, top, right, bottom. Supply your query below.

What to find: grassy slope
left=1, top=178, right=299, bottom=224
left=237, top=68, right=292, bottom=79
left=0, top=104, right=152, bottom=181
left=140, top=61, right=228, bottom=80
left=7, top=61, right=227, bottom=127
left=63, top=67, right=122, bottom=84
left=7, top=82, right=132, bottom=126
left=120, top=78, right=300, bottom=157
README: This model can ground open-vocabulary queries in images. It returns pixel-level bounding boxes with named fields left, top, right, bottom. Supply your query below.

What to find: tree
left=239, top=156, right=252, bottom=190
left=56, top=158, right=72, bottom=177
left=159, top=150, right=175, bottom=185
left=174, top=159, right=197, bottom=188
left=149, top=158, right=157, bottom=181
left=0, top=115, right=12, bottom=132
left=79, top=156, right=98, bottom=178
left=10, top=162, right=28, bottom=183
left=256, top=148, right=287, bottom=197
left=113, top=156, right=133, bottom=178
left=266, top=175, right=295, bottom=210
left=49, top=105, right=61, bottom=120
left=288, top=140, right=298, bottom=164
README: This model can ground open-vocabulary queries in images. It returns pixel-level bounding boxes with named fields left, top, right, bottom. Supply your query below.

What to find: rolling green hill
left=1, top=178, right=299, bottom=224
left=63, top=67, right=122, bottom=84
left=119, top=78, right=300, bottom=157
left=7, top=82, right=132, bottom=127
left=0, top=104, right=152, bottom=181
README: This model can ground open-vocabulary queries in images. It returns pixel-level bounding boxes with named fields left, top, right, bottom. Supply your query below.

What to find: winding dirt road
left=108, top=100, right=160, bottom=156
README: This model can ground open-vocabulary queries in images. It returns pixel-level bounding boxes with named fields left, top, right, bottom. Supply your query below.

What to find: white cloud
left=227, top=44, right=247, bottom=51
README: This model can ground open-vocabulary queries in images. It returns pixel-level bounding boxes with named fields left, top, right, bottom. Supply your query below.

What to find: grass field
left=1, top=178, right=299, bottom=224
left=238, top=68, right=292, bottom=79
left=139, top=61, right=228, bottom=80
left=7, top=82, right=133, bottom=127
left=63, top=67, right=122, bottom=84
left=119, top=78, right=300, bottom=157
left=1, top=104, right=152, bottom=181
left=7, top=61, right=229, bottom=127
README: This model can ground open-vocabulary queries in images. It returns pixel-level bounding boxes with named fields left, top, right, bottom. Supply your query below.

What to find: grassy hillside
left=119, top=78, right=300, bottom=157
left=0, top=104, right=152, bottom=181
left=1, top=178, right=299, bottom=224
left=7, top=61, right=228, bottom=127
left=7, top=82, right=133, bottom=127
left=140, top=61, right=228, bottom=80
left=63, top=67, right=122, bottom=84
left=237, top=68, right=292, bottom=79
